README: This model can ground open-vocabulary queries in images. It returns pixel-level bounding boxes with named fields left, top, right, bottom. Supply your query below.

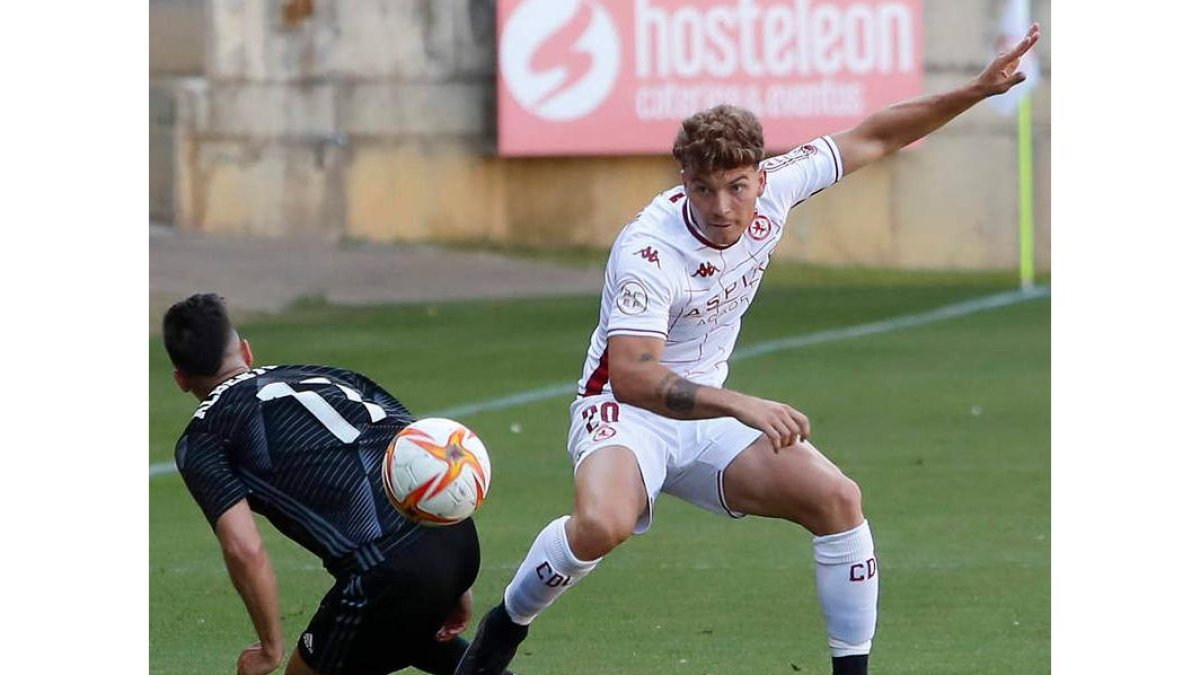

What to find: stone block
left=208, top=0, right=342, bottom=81
left=1034, top=124, right=1051, bottom=271
left=150, top=0, right=205, bottom=76
left=207, top=0, right=272, bottom=80
left=777, top=159, right=896, bottom=266
left=499, top=156, right=677, bottom=248
left=206, top=82, right=338, bottom=137
left=188, top=140, right=343, bottom=238
left=150, top=85, right=177, bottom=222
left=345, top=141, right=506, bottom=243
left=341, top=82, right=488, bottom=137
left=925, top=0, right=1051, bottom=72
left=891, top=133, right=1019, bottom=268
left=207, top=0, right=496, bottom=83
left=925, top=0, right=994, bottom=70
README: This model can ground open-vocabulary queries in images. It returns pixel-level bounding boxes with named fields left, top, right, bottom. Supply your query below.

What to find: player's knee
left=570, top=507, right=635, bottom=558
left=805, top=476, right=863, bottom=534
left=827, top=476, right=863, bottom=529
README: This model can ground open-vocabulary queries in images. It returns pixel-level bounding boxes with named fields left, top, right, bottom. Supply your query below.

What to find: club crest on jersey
left=692, top=262, right=719, bottom=278
left=592, top=425, right=617, bottom=442
left=616, top=280, right=649, bottom=315
left=633, top=246, right=661, bottom=268
left=748, top=216, right=772, bottom=241
left=761, top=144, right=818, bottom=172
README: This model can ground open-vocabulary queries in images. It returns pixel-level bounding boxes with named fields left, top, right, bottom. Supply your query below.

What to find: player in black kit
left=163, top=293, right=506, bottom=675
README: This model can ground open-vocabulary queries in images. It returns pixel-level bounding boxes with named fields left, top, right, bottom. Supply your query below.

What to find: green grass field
left=149, top=269, right=1050, bottom=674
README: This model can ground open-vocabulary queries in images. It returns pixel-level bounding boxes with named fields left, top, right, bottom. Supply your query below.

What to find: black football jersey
left=174, top=365, right=440, bottom=575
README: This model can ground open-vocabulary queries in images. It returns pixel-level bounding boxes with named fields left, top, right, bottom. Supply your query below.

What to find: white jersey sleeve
left=759, top=135, right=843, bottom=214
left=604, top=238, right=683, bottom=341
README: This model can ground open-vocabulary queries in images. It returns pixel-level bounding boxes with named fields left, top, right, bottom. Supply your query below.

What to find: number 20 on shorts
left=581, top=401, right=620, bottom=433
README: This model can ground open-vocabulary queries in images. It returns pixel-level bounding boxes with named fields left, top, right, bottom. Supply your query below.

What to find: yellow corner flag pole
left=1016, top=27, right=1036, bottom=292
left=1012, top=0, right=1041, bottom=291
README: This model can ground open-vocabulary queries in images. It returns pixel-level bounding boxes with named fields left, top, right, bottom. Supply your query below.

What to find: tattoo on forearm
left=655, top=373, right=698, bottom=412
left=638, top=353, right=655, bottom=362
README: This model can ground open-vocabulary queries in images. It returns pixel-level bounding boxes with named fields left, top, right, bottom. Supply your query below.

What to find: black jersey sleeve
left=175, top=430, right=249, bottom=527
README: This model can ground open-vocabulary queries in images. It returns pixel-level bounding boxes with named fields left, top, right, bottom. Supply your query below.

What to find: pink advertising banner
left=497, top=0, right=924, bottom=156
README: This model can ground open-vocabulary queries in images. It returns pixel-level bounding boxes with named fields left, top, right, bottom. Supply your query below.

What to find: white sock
left=503, top=516, right=600, bottom=625
left=813, top=519, right=878, bottom=657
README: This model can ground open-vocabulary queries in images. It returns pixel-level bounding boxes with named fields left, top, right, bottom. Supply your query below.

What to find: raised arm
left=607, top=334, right=810, bottom=450
left=215, top=500, right=285, bottom=675
left=833, top=23, right=1041, bottom=176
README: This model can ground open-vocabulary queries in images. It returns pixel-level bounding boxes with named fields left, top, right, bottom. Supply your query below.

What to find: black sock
left=832, top=654, right=869, bottom=675
left=409, top=636, right=470, bottom=675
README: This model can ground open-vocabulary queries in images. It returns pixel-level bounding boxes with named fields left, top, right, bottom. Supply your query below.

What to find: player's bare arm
left=833, top=23, right=1041, bottom=176
left=215, top=500, right=285, bottom=675
left=608, top=334, right=809, bottom=450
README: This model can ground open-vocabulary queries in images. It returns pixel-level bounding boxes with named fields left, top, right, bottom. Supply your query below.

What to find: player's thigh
left=568, top=394, right=671, bottom=534
left=295, top=575, right=381, bottom=675
left=660, top=415, right=761, bottom=520
left=285, top=650, right=322, bottom=675
left=573, top=445, right=650, bottom=528
left=298, top=524, right=480, bottom=674
left=722, top=436, right=863, bottom=535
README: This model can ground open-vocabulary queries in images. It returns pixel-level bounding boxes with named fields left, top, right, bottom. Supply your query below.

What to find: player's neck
left=192, top=364, right=251, bottom=400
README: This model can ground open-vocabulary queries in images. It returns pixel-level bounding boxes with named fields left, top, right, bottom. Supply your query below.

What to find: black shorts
left=297, top=520, right=481, bottom=675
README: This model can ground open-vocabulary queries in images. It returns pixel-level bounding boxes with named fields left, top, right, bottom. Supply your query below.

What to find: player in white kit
left=457, top=24, right=1040, bottom=675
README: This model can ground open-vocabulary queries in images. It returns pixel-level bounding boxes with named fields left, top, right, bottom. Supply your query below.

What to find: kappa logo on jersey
left=748, top=216, right=772, bottom=241
left=684, top=263, right=766, bottom=324
left=616, top=280, right=649, bottom=315
left=500, top=0, right=621, bottom=122
left=633, top=245, right=661, bottom=268
left=692, top=262, right=719, bottom=278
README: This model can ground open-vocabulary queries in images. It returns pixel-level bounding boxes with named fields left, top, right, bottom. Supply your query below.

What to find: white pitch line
left=149, top=286, right=1049, bottom=478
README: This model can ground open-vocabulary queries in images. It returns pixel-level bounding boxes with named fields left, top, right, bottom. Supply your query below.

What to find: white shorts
left=567, top=393, right=763, bottom=534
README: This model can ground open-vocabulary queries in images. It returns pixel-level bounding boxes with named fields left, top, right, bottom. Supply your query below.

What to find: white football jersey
left=576, top=136, right=843, bottom=397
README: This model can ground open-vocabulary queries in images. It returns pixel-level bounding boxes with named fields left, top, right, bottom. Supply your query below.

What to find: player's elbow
left=608, top=364, right=655, bottom=406
left=837, top=128, right=891, bottom=175
left=221, top=535, right=267, bottom=569
left=608, top=371, right=638, bottom=404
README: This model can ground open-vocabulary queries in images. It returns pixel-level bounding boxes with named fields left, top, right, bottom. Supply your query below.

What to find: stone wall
left=150, top=0, right=1051, bottom=270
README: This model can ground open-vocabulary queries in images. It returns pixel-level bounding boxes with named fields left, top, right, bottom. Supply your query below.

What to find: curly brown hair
left=671, top=104, right=765, bottom=174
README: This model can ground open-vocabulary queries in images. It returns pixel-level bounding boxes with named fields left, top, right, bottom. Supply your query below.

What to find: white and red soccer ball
left=381, top=417, right=492, bottom=526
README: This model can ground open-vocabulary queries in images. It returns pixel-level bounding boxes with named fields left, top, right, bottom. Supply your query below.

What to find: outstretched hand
left=976, top=23, right=1041, bottom=97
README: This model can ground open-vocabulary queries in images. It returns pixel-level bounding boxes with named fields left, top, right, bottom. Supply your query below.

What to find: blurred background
left=149, top=0, right=1049, bottom=271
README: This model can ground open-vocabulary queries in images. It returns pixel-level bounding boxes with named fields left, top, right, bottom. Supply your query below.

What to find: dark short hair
left=162, top=293, right=234, bottom=377
left=672, top=104, right=765, bottom=175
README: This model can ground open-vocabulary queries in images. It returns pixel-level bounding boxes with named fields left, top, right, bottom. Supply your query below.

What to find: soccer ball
left=381, top=417, right=492, bottom=526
